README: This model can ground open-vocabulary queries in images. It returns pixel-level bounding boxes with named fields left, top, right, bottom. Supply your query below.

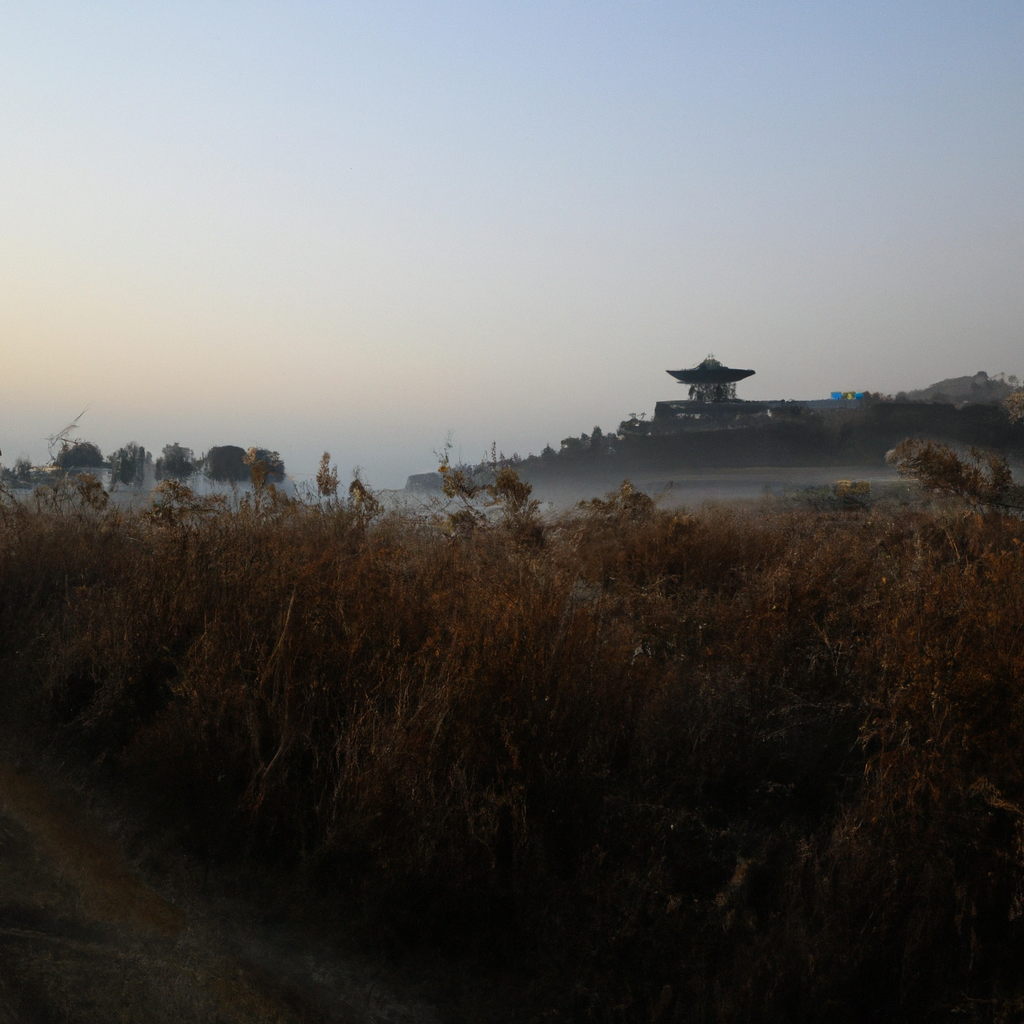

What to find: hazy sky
left=3, top=2, right=1022, bottom=486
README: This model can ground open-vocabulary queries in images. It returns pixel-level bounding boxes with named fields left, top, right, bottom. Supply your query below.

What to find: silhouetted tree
left=204, top=445, right=249, bottom=483
left=155, top=443, right=197, bottom=481
left=110, top=442, right=149, bottom=487
left=54, top=440, right=104, bottom=470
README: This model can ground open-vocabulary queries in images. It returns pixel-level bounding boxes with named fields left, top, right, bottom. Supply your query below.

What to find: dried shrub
left=2, top=469, right=1024, bottom=1021
left=887, top=439, right=1023, bottom=512
left=1006, top=390, right=1024, bottom=425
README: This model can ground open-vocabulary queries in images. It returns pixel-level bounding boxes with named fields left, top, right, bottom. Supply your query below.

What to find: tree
left=155, top=443, right=197, bottom=481
left=204, top=445, right=249, bottom=483
left=110, top=443, right=149, bottom=487
left=54, top=440, right=104, bottom=470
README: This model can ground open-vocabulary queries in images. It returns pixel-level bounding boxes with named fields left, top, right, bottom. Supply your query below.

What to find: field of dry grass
left=2, top=470, right=1024, bottom=1022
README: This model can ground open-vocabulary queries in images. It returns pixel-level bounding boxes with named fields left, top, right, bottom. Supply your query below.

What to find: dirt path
left=0, top=759, right=448, bottom=1024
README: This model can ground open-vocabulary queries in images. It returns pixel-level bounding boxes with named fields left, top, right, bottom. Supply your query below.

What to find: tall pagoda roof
left=667, top=356, right=755, bottom=385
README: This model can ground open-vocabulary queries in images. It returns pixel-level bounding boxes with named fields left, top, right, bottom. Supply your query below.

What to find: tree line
left=1, top=440, right=285, bottom=489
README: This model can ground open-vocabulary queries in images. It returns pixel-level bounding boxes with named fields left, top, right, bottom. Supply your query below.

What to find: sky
left=2, top=1, right=1022, bottom=487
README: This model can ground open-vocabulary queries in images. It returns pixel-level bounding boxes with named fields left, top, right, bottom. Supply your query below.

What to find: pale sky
left=2, top=2, right=1022, bottom=487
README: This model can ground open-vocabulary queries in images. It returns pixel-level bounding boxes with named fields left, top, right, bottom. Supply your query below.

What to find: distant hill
left=903, top=370, right=1019, bottom=405
left=512, top=398, right=1024, bottom=488
left=419, top=371, right=1024, bottom=493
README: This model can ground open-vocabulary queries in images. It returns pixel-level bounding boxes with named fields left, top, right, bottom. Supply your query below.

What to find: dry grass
left=2, top=473, right=1024, bottom=1021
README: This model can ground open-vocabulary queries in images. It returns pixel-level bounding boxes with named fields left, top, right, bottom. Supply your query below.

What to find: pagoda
left=667, top=355, right=755, bottom=402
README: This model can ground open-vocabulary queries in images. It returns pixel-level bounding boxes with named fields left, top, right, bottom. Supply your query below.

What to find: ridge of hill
left=902, top=370, right=1020, bottom=405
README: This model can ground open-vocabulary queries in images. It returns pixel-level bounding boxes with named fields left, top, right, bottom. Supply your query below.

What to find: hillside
left=515, top=399, right=1024, bottom=496
left=902, top=370, right=1020, bottom=405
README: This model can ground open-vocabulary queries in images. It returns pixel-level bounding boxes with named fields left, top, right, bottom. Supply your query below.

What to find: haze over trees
left=147, top=444, right=286, bottom=485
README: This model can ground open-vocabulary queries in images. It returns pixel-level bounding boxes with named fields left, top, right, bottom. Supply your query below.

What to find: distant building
left=405, top=472, right=444, bottom=494
left=667, top=355, right=755, bottom=402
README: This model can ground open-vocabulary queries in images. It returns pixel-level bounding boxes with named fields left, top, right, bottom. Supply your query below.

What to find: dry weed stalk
left=2, top=466, right=1024, bottom=1021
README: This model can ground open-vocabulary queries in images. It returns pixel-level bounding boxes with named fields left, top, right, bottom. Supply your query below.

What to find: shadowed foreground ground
left=0, top=759, right=447, bottom=1024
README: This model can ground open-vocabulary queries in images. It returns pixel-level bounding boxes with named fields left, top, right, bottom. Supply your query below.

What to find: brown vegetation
left=2, top=467, right=1024, bottom=1021
left=888, top=439, right=1024, bottom=512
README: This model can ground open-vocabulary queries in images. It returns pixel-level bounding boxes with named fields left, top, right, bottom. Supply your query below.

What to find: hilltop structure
left=667, top=355, right=755, bottom=402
